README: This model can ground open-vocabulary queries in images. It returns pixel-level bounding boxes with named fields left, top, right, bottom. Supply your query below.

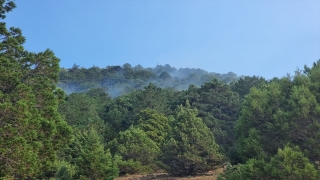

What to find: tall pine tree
left=161, top=101, right=223, bottom=176
left=0, top=1, right=72, bottom=178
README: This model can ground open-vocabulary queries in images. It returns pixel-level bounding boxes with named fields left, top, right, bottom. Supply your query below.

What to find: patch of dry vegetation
left=115, top=168, right=224, bottom=180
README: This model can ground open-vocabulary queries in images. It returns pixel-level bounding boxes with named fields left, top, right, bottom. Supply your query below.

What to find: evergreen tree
left=75, top=128, right=118, bottom=180
left=236, top=66, right=320, bottom=163
left=0, top=1, right=72, bottom=178
left=60, top=128, right=118, bottom=180
left=58, top=92, right=108, bottom=137
left=177, top=79, right=240, bottom=157
left=135, top=83, right=170, bottom=114
left=136, top=108, right=171, bottom=147
left=235, top=81, right=290, bottom=162
left=231, top=75, right=267, bottom=100
left=267, top=145, right=319, bottom=180
left=161, top=101, right=223, bottom=176
left=219, top=145, right=319, bottom=180
left=109, top=126, right=160, bottom=174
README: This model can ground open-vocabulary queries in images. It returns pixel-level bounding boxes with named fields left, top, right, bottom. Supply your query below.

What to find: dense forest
left=1, top=1, right=320, bottom=180
left=58, top=63, right=238, bottom=97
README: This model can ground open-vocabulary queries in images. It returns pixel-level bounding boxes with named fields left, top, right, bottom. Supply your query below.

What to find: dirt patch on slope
left=115, top=168, right=224, bottom=180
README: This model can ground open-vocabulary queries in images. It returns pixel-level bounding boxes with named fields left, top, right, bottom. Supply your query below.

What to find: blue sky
left=5, top=0, right=320, bottom=79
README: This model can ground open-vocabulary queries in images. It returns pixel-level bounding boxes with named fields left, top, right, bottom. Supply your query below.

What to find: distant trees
left=103, top=83, right=173, bottom=138
left=231, top=75, right=267, bottom=100
left=2, top=1, right=320, bottom=179
left=57, top=61, right=320, bottom=179
left=159, top=71, right=173, bottom=81
left=58, top=63, right=239, bottom=98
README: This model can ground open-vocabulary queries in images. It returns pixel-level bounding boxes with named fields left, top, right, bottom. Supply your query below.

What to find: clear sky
left=5, top=0, right=320, bottom=79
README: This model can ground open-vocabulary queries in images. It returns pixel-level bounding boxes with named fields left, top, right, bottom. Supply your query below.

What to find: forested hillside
left=1, top=1, right=320, bottom=180
left=58, top=63, right=238, bottom=97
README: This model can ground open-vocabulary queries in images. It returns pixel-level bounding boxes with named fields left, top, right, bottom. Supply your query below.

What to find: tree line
left=58, top=63, right=238, bottom=97
left=1, top=1, right=320, bottom=179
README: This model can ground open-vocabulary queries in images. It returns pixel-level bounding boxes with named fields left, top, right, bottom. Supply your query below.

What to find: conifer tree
left=161, top=100, right=223, bottom=176
left=137, top=108, right=170, bottom=147
left=0, top=1, right=72, bottom=178
left=73, top=128, right=118, bottom=180
left=109, top=126, right=160, bottom=174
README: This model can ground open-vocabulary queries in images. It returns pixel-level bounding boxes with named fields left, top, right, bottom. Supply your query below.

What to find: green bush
left=118, top=159, right=152, bottom=175
left=219, top=145, right=320, bottom=180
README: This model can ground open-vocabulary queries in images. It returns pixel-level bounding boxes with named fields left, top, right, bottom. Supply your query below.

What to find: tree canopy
left=0, top=1, right=72, bottom=178
left=1, top=1, right=319, bottom=179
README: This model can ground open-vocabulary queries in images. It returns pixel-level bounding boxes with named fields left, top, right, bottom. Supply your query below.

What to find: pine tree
left=137, top=108, right=170, bottom=147
left=267, top=145, right=319, bottom=180
left=161, top=100, right=223, bottom=176
left=73, top=128, right=118, bottom=180
left=0, top=1, right=72, bottom=178
left=109, top=126, right=160, bottom=174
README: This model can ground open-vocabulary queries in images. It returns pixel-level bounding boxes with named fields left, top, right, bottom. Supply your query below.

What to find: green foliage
left=235, top=81, right=291, bottom=161
left=2, top=2, right=319, bottom=178
left=58, top=63, right=239, bottom=98
left=58, top=92, right=110, bottom=139
left=55, top=166, right=72, bottom=180
left=103, top=84, right=173, bottom=137
left=161, top=101, right=223, bottom=176
left=117, top=159, right=152, bottom=175
left=267, top=145, right=319, bottom=180
left=55, top=160, right=76, bottom=180
left=243, top=128, right=266, bottom=160
left=232, top=62, right=320, bottom=178
left=135, top=84, right=171, bottom=115
left=109, top=126, right=160, bottom=174
left=159, top=71, right=172, bottom=80
left=197, top=80, right=240, bottom=153
left=0, top=2, right=72, bottom=178
left=231, top=75, right=267, bottom=100
left=137, top=108, right=171, bottom=147
left=0, top=0, right=15, bottom=19
left=218, top=159, right=268, bottom=180
left=236, top=65, right=320, bottom=163
left=85, top=88, right=111, bottom=114
left=174, top=79, right=240, bottom=158
left=219, top=145, right=319, bottom=180
left=103, top=92, right=138, bottom=136
left=60, top=128, right=118, bottom=180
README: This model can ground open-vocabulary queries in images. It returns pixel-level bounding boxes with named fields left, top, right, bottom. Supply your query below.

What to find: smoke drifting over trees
left=1, top=1, right=320, bottom=179
left=58, top=63, right=239, bottom=97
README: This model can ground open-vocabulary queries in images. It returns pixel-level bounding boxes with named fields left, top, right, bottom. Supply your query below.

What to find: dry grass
left=115, top=168, right=224, bottom=180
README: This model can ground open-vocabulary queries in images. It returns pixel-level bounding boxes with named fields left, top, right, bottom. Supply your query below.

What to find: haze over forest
left=1, top=1, right=320, bottom=180
left=6, top=0, right=320, bottom=79
left=58, top=63, right=239, bottom=97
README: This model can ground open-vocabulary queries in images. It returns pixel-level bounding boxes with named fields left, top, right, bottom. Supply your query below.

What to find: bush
left=218, top=145, right=320, bottom=180
left=118, top=159, right=152, bottom=175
